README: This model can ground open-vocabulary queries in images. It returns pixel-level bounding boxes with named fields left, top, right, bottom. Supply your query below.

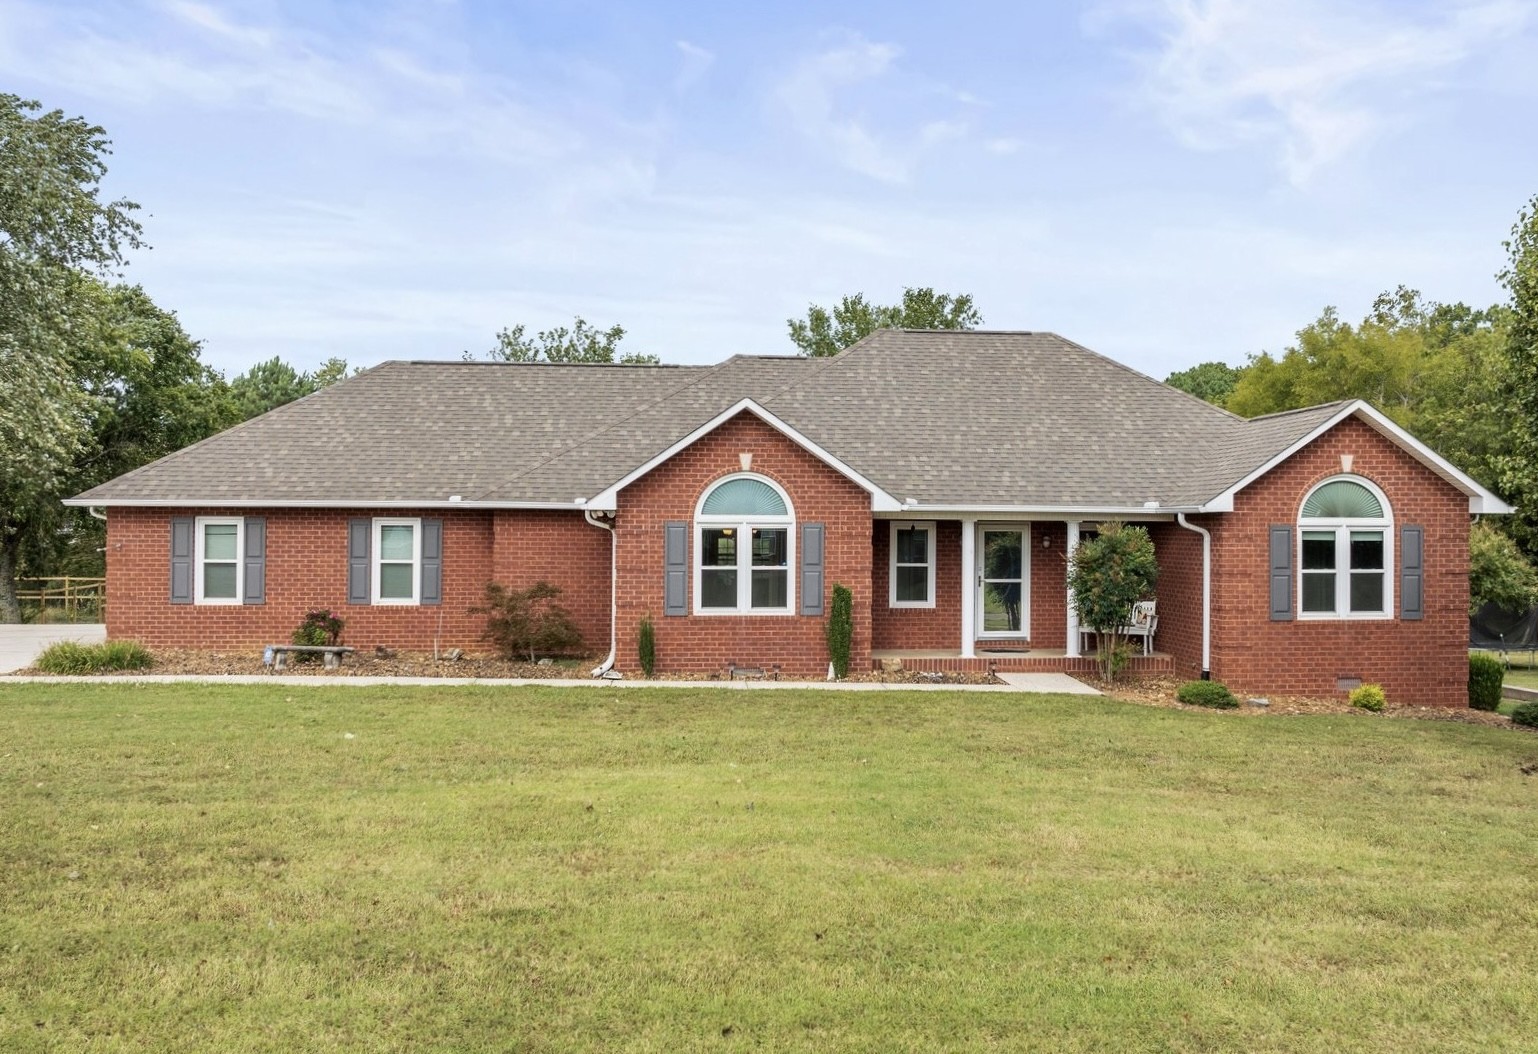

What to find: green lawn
left=2, top=684, right=1536, bottom=1053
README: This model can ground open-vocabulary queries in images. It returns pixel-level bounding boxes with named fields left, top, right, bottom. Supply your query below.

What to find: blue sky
left=4, top=0, right=1536, bottom=379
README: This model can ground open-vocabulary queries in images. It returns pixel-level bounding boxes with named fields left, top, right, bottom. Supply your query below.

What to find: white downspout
left=584, top=509, right=618, bottom=677
left=1176, top=513, right=1212, bottom=679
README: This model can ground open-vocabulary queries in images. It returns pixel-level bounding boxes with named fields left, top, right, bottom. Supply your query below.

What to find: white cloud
left=773, top=34, right=910, bottom=182
left=674, top=39, right=715, bottom=93
left=1090, top=0, right=1533, bottom=185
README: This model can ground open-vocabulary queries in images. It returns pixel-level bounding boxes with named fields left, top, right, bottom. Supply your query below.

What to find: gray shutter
left=664, top=521, right=688, bottom=616
left=1269, top=524, right=1294, bottom=621
left=170, top=517, right=194, bottom=604
left=421, top=519, right=443, bottom=605
left=242, top=517, right=266, bottom=605
left=348, top=519, right=371, bottom=605
left=1400, top=525, right=1424, bottom=620
left=800, top=523, right=825, bottom=616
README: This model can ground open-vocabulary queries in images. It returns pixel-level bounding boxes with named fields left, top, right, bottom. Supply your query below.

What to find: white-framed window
left=694, top=474, right=795, bottom=615
left=373, top=518, right=421, bottom=605
left=889, top=521, right=936, bottom=608
left=1298, top=476, right=1393, bottom=619
left=195, top=516, right=243, bottom=604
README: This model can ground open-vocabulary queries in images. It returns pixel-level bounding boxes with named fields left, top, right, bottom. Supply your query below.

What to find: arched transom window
left=695, top=474, right=795, bottom=614
left=1299, top=476, right=1393, bottom=618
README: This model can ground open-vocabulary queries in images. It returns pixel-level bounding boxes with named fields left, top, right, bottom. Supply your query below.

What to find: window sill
left=889, top=600, right=936, bottom=610
left=693, top=608, right=796, bottom=617
left=1296, top=612, right=1393, bottom=621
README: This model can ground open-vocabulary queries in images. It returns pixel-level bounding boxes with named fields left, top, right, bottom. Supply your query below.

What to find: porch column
left=1065, top=520, right=1081, bottom=657
left=960, top=517, right=977, bottom=658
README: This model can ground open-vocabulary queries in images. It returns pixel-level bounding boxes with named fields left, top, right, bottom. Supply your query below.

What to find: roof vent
left=1142, top=500, right=1160, bottom=509
left=448, top=495, right=463, bottom=503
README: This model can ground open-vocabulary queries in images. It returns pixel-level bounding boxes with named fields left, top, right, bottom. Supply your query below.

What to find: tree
left=473, top=316, right=659, bottom=365
left=0, top=95, right=144, bottom=622
left=787, top=286, right=982, bottom=357
left=1067, top=522, right=1159, bottom=682
left=1469, top=520, right=1538, bottom=615
left=228, top=355, right=352, bottom=420
left=1498, top=195, right=1538, bottom=558
left=1164, top=361, right=1242, bottom=406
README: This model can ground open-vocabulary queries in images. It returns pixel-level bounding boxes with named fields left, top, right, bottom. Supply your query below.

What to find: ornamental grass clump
left=1176, top=680, right=1238, bottom=709
left=1350, top=684, right=1387, bottom=712
left=1468, top=653, right=1505, bottom=711
left=35, top=640, right=152, bottom=674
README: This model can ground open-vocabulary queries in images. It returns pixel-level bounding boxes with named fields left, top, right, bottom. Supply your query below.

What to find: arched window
left=1299, top=476, right=1392, bottom=618
left=695, top=474, right=795, bottom=614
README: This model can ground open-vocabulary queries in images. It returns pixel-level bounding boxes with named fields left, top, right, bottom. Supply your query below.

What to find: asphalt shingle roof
left=68, top=331, right=1370, bottom=510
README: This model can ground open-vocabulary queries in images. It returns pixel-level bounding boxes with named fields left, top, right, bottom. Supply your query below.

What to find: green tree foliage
left=1225, top=288, right=1512, bottom=492
left=1469, top=520, right=1538, bottom=615
left=1067, top=523, right=1159, bottom=682
left=1498, top=196, right=1538, bottom=557
left=474, top=316, right=659, bottom=365
left=0, top=95, right=145, bottom=621
left=787, top=286, right=982, bottom=357
left=1164, top=361, right=1242, bottom=406
left=228, top=355, right=351, bottom=420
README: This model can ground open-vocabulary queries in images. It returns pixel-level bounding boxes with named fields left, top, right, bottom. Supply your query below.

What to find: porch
left=870, top=648, right=1175, bottom=675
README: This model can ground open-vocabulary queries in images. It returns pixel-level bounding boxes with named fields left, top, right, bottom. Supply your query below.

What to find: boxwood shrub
left=1176, top=680, right=1238, bottom=709
left=1349, top=683, right=1387, bottom=712
left=1511, top=701, right=1538, bottom=728
left=1468, top=653, right=1505, bottom=711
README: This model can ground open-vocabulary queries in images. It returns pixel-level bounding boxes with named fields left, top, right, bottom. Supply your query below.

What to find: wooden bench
left=265, top=644, right=355, bottom=670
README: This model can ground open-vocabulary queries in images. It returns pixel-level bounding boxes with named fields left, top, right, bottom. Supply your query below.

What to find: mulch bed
left=1074, top=673, right=1525, bottom=728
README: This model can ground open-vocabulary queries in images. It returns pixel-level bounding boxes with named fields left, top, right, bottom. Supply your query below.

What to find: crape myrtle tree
left=1067, top=522, right=1159, bottom=682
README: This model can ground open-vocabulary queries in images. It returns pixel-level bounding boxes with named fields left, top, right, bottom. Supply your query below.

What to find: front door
left=977, top=525, right=1029, bottom=638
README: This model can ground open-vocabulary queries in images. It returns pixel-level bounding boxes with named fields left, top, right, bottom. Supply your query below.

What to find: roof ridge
left=1241, top=400, right=1353, bottom=422
left=465, top=355, right=765, bottom=501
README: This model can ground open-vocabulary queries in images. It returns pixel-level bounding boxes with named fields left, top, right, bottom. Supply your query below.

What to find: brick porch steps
left=871, top=652, right=1174, bottom=675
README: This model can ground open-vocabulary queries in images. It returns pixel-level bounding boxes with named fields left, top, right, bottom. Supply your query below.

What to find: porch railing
left=15, top=576, right=106, bottom=623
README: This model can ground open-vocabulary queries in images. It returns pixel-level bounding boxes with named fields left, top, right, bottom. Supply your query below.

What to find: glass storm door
left=978, top=527, right=1028, bottom=637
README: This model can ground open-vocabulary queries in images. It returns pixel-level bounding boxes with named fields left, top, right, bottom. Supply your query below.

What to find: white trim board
left=587, top=398, right=902, bottom=512
left=1203, top=400, right=1511, bottom=515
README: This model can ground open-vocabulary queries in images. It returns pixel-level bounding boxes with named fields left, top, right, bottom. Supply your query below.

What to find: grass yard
left=2, top=684, right=1536, bottom=1053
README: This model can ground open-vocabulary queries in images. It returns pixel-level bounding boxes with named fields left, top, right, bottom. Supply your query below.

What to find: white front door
left=977, top=525, right=1030, bottom=638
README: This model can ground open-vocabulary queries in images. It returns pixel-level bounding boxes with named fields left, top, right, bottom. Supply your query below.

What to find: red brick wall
left=1146, top=520, right=1208, bottom=680
left=105, top=506, right=608, bottom=654
left=612, top=412, right=873, bottom=677
left=1207, top=417, right=1470, bottom=707
left=871, top=520, right=963, bottom=650
left=1031, top=522, right=1067, bottom=649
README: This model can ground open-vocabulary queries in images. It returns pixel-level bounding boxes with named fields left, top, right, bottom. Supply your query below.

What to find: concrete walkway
left=5, top=669, right=1099, bottom=694
left=0, top=623, right=106, bottom=674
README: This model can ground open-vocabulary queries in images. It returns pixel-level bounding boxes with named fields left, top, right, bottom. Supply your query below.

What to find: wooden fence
left=16, top=577, right=106, bottom=623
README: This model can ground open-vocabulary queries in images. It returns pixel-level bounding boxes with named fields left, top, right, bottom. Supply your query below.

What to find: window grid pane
left=751, top=528, right=787, bottom=567
left=1350, top=572, right=1385, bottom=613
left=379, top=525, right=415, bottom=561
left=896, top=527, right=929, bottom=566
left=751, top=570, right=788, bottom=609
left=1301, top=572, right=1336, bottom=613
left=203, top=523, right=238, bottom=561
left=701, top=568, right=737, bottom=608
left=203, top=562, right=238, bottom=599
left=895, top=565, right=928, bottom=603
left=378, top=563, right=414, bottom=599
left=1350, top=531, right=1384, bottom=570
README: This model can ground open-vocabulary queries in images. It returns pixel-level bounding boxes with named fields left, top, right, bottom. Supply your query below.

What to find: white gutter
left=1176, top=513, right=1212, bottom=679
left=87, top=506, right=107, bottom=521
left=62, top=498, right=591, bottom=510
left=584, top=509, right=618, bottom=677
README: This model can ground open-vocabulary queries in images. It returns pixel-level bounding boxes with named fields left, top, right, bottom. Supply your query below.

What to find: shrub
left=475, top=581, right=585, bottom=662
left=35, top=640, right=152, bottom=674
left=637, top=615, right=656, bottom=678
left=1469, top=653, right=1505, bottom=711
left=291, top=608, right=344, bottom=648
left=1511, top=702, right=1538, bottom=728
left=1176, top=680, right=1238, bottom=709
left=826, top=583, right=853, bottom=679
left=1350, top=684, right=1387, bottom=712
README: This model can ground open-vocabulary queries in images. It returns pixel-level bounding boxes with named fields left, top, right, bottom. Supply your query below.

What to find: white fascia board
left=1204, top=400, right=1512, bottom=515
left=60, top=498, right=588, bottom=511
left=586, top=397, right=902, bottom=512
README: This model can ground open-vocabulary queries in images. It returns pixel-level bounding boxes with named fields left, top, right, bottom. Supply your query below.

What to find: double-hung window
left=1298, top=477, right=1392, bottom=618
left=195, top=517, right=243, bottom=604
left=695, top=475, right=794, bottom=614
left=373, top=519, right=421, bottom=605
left=890, top=521, right=935, bottom=607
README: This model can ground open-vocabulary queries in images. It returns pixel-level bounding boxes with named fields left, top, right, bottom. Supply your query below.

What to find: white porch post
left=1065, top=520, right=1081, bottom=657
left=960, top=517, right=977, bottom=658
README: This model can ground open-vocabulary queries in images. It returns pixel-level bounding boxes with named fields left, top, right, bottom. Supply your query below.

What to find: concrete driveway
left=0, top=624, right=106, bottom=674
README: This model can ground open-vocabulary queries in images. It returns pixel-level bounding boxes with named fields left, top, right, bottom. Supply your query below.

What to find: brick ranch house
left=68, top=330, right=1508, bottom=705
